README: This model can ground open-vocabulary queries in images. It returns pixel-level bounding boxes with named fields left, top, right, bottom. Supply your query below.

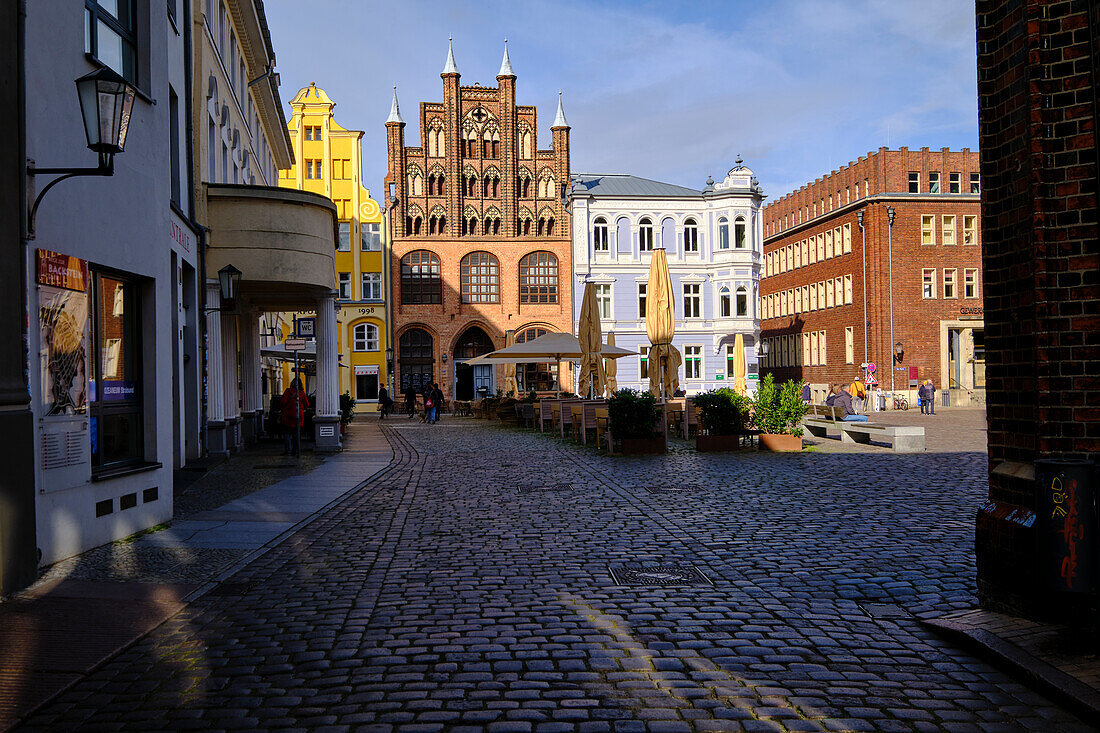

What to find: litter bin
left=940, top=390, right=950, bottom=408
left=1036, top=459, right=1098, bottom=593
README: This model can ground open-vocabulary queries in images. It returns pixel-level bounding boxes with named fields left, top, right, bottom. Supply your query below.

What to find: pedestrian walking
left=404, top=383, right=417, bottom=418
left=280, top=377, right=309, bottom=456
left=849, top=378, right=866, bottom=414
left=918, top=379, right=931, bottom=414
left=919, top=379, right=936, bottom=415
left=801, top=382, right=811, bottom=405
left=377, top=385, right=391, bottom=419
left=421, top=383, right=433, bottom=423
left=431, top=383, right=445, bottom=423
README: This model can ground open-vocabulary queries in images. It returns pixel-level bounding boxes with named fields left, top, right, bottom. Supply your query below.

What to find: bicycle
left=891, top=393, right=910, bottom=411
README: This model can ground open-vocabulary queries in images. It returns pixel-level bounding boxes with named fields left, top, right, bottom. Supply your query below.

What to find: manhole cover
left=645, top=484, right=700, bottom=493
left=609, top=564, right=713, bottom=586
left=857, top=602, right=911, bottom=619
left=518, top=483, right=572, bottom=492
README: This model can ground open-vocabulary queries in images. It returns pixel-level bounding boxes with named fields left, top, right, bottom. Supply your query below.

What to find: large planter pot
left=759, top=433, right=802, bottom=452
left=696, top=434, right=741, bottom=452
left=619, top=437, right=666, bottom=455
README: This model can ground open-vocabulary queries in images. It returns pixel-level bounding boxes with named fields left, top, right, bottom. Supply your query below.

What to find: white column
left=221, top=312, right=240, bottom=420
left=316, top=295, right=339, bottom=418
left=239, top=311, right=262, bottom=414
left=205, top=284, right=225, bottom=423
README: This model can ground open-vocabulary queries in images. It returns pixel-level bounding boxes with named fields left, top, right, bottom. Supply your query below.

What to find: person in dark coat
left=430, top=383, right=445, bottom=423
left=377, top=386, right=391, bottom=419
left=835, top=385, right=868, bottom=422
left=420, top=383, right=433, bottom=423
left=801, top=382, right=812, bottom=405
left=404, top=384, right=417, bottom=418
left=279, top=378, right=309, bottom=455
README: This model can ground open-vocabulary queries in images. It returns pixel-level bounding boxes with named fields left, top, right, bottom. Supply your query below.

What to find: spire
left=443, top=36, right=459, bottom=75
left=552, top=91, right=569, bottom=128
left=386, top=86, right=403, bottom=124
left=498, top=38, right=515, bottom=77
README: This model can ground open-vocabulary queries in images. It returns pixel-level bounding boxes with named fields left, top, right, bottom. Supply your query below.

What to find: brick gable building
left=384, top=42, right=573, bottom=400
left=759, top=147, right=984, bottom=405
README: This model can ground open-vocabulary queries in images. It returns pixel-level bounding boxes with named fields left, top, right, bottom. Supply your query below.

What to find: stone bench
left=839, top=423, right=925, bottom=452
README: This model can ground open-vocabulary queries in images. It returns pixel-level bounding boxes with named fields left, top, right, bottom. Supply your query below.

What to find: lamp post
left=203, top=264, right=242, bottom=312
left=857, top=210, right=868, bottom=367
left=886, top=206, right=896, bottom=399
left=27, top=67, right=137, bottom=238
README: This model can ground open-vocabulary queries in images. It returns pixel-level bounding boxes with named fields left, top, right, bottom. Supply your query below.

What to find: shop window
left=89, top=272, right=143, bottom=470
left=355, top=372, right=379, bottom=401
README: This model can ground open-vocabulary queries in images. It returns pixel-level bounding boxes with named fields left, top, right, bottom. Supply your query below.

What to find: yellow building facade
left=280, top=83, right=389, bottom=413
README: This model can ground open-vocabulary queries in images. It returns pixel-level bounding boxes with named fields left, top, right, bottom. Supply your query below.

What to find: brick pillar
left=975, top=0, right=1100, bottom=620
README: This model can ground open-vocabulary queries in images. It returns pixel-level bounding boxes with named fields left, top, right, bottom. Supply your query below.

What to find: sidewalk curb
left=919, top=617, right=1100, bottom=723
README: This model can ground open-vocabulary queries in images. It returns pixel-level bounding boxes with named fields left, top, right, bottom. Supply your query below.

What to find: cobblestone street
left=16, top=417, right=1094, bottom=732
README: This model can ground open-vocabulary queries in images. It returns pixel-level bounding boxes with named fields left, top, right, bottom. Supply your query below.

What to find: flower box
left=759, top=433, right=802, bottom=452
left=619, top=437, right=666, bottom=455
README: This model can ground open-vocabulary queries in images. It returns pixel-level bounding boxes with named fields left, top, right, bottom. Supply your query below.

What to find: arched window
left=661, top=217, right=675, bottom=254
left=718, top=217, right=730, bottom=249
left=593, top=217, right=609, bottom=251
left=399, top=328, right=433, bottom=392
left=736, top=286, right=748, bottom=316
left=460, top=252, right=500, bottom=303
left=428, top=214, right=447, bottom=235
left=639, top=217, right=654, bottom=252
left=515, top=327, right=557, bottom=392
left=483, top=210, right=501, bottom=235
left=520, top=128, right=532, bottom=159
left=519, top=252, right=558, bottom=304
left=435, top=127, right=445, bottom=157
left=401, top=251, right=441, bottom=304
left=719, top=287, right=731, bottom=317
left=462, top=122, right=478, bottom=158
left=483, top=172, right=499, bottom=198
left=353, top=322, right=379, bottom=351
left=517, top=211, right=532, bottom=236
left=734, top=216, right=747, bottom=248
left=427, top=120, right=444, bottom=157
left=684, top=217, right=699, bottom=252
left=538, top=171, right=556, bottom=199
left=482, top=125, right=500, bottom=158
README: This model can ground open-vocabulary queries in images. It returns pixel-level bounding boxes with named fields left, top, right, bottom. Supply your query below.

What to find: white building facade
left=570, top=166, right=764, bottom=394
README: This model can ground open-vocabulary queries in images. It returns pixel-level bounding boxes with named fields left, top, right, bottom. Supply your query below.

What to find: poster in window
left=38, top=285, right=89, bottom=415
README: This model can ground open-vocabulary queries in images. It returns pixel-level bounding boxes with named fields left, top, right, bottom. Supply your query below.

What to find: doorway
left=453, top=326, right=494, bottom=400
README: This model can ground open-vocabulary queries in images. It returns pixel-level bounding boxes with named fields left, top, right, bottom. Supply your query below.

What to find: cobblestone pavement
left=17, top=419, right=1093, bottom=732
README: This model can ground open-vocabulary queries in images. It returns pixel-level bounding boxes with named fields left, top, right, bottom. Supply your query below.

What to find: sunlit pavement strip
left=13, top=416, right=1095, bottom=732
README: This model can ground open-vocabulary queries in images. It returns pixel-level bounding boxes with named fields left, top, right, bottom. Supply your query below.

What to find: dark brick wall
left=976, top=0, right=1100, bottom=619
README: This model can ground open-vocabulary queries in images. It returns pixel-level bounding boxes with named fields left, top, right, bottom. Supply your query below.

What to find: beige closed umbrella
left=501, top=329, right=518, bottom=396
left=645, top=246, right=681, bottom=399
left=604, top=332, right=618, bottom=397
left=733, top=332, right=747, bottom=396
left=577, top=281, right=606, bottom=399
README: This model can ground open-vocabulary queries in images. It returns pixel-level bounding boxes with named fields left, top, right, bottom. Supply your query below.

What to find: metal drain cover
left=857, top=602, right=911, bottom=619
left=518, top=483, right=572, bottom=492
left=609, top=564, right=713, bottom=586
left=645, top=484, right=700, bottom=493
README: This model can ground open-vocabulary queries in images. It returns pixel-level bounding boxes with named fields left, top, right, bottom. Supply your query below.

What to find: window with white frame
left=684, top=345, right=702, bottom=379
left=683, top=283, right=701, bottom=318
left=844, top=274, right=853, bottom=304
left=802, top=239, right=809, bottom=265
left=949, top=172, right=961, bottom=193
left=353, top=322, right=379, bottom=351
left=825, top=230, right=834, bottom=258
left=595, top=283, right=612, bottom=319
left=802, top=333, right=811, bottom=365
left=736, top=287, right=748, bottom=316
left=734, top=217, right=746, bottom=248
left=718, top=217, right=729, bottom=249
left=338, top=272, right=351, bottom=299
left=684, top=218, right=699, bottom=252
left=942, top=215, right=956, bottom=245
left=816, top=234, right=825, bottom=261
left=964, top=268, right=979, bottom=298
left=639, top=217, right=654, bottom=251
left=337, top=222, right=351, bottom=251
left=970, top=173, right=980, bottom=194
left=826, top=280, right=834, bottom=308
left=793, top=243, right=801, bottom=269
left=362, top=272, right=382, bottom=301
left=921, top=215, right=935, bottom=245
left=843, top=223, right=852, bottom=253
left=943, top=268, right=957, bottom=298
left=361, top=222, right=381, bottom=251
left=810, top=331, right=819, bottom=365
left=819, top=330, right=827, bottom=365
left=637, top=283, right=646, bottom=318
left=929, top=171, right=941, bottom=193
left=639, top=345, right=648, bottom=379
left=593, top=217, right=609, bottom=251
left=845, top=326, right=854, bottom=364
left=963, top=215, right=977, bottom=245
left=908, top=171, right=920, bottom=193
left=922, top=268, right=936, bottom=299
left=726, top=344, right=737, bottom=377
left=809, top=284, right=818, bottom=310
left=719, top=287, right=730, bottom=317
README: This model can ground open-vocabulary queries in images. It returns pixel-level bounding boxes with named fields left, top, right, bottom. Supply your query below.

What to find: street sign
left=296, top=317, right=315, bottom=338
left=285, top=338, right=307, bottom=351
left=865, top=362, right=876, bottom=373
left=865, top=375, right=878, bottom=386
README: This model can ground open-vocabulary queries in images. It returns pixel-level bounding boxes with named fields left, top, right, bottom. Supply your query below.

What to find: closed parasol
left=501, top=329, right=518, bottom=396
left=733, top=332, right=747, bottom=395
left=577, top=281, right=606, bottom=399
left=645, top=246, right=681, bottom=398
left=604, top=332, right=618, bottom=397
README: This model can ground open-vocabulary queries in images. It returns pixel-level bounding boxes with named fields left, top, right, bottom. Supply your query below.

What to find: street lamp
left=218, top=264, right=242, bottom=302
left=894, top=342, right=904, bottom=364
left=28, top=67, right=138, bottom=237
left=886, top=206, right=896, bottom=399
left=857, top=210, right=868, bottom=367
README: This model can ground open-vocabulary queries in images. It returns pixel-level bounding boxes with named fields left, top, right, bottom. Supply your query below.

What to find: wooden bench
left=839, top=423, right=925, bottom=452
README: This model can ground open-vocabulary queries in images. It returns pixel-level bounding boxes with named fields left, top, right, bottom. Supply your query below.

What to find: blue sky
left=264, top=0, right=978, bottom=200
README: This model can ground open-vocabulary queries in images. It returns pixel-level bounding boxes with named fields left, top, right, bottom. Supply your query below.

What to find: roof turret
left=498, top=39, right=515, bottom=77
left=552, top=91, right=569, bottom=128
left=442, top=37, right=459, bottom=75
left=385, top=86, right=403, bottom=124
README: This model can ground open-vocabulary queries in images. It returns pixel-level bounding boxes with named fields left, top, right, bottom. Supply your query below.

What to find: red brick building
left=759, top=147, right=984, bottom=405
left=384, top=41, right=572, bottom=400
left=976, top=1, right=1100, bottom=620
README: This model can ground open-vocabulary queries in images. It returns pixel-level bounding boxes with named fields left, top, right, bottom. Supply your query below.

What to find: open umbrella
left=733, top=332, right=747, bottom=396
left=604, top=332, right=618, bottom=397
left=478, top=332, right=633, bottom=361
left=577, top=281, right=606, bottom=399
left=645, top=246, right=681, bottom=399
left=501, top=329, right=518, bottom=396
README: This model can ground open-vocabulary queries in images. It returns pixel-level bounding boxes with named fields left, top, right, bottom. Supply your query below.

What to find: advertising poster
left=37, top=249, right=89, bottom=416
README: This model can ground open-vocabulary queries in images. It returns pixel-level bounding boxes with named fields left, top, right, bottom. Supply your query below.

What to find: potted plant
left=607, top=388, right=665, bottom=454
left=339, top=392, right=355, bottom=435
left=751, top=374, right=808, bottom=451
left=692, top=388, right=750, bottom=452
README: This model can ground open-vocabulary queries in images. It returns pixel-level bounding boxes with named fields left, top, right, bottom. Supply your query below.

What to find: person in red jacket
left=280, top=378, right=309, bottom=455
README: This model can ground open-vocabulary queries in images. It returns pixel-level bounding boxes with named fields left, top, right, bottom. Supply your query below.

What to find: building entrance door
left=949, top=327, right=985, bottom=390
left=453, top=326, right=495, bottom=400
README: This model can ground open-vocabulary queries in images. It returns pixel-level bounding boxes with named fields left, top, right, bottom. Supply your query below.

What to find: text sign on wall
left=1038, top=460, right=1095, bottom=593
left=169, top=212, right=196, bottom=254
left=36, top=249, right=88, bottom=291
left=296, top=318, right=315, bottom=338
left=354, top=365, right=379, bottom=376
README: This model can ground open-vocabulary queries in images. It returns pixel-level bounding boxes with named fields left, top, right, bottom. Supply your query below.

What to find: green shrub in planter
left=750, top=373, right=808, bottom=436
left=607, top=388, right=661, bottom=439
left=339, top=392, right=355, bottom=424
left=692, top=388, right=750, bottom=436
